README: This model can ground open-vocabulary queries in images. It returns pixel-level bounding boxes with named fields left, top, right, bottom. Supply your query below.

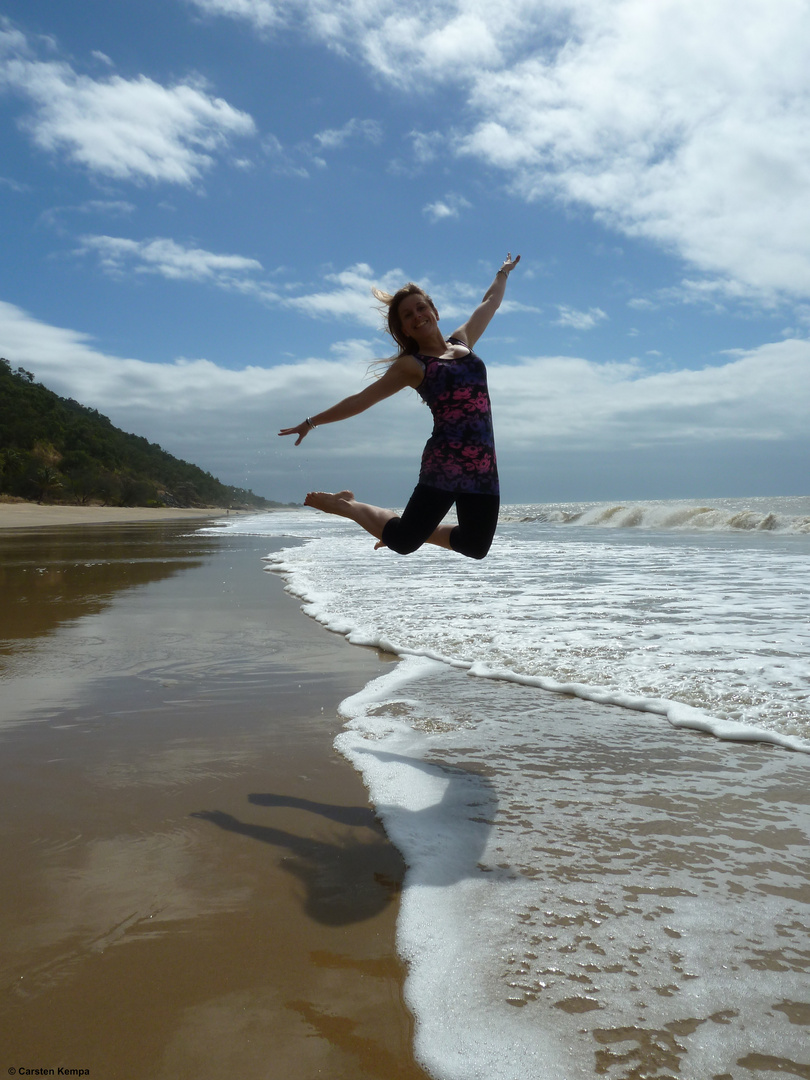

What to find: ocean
left=203, top=495, right=810, bottom=1080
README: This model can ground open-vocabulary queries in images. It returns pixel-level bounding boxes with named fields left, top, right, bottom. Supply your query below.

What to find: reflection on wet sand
left=0, top=524, right=428, bottom=1080
left=0, top=524, right=216, bottom=647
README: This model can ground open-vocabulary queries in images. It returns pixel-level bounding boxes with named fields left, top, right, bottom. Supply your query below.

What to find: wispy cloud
left=78, top=235, right=264, bottom=285
left=186, top=0, right=284, bottom=32
left=554, top=305, right=608, bottom=331
left=40, top=199, right=136, bottom=230
left=277, top=263, right=521, bottom=326
left=262, top=117, right=383, bottom=176
left=261, top=133, right=310, bottom=177
left=0, top=28, right=255, bottom=185
left=423, top=192, right=471, bottom=223
left=409, top=129, right=444, bottom=164
left=0, top=174, right=29, bottom=192
left=313, top=118, right=382, bottom=150
left=283, top=263, right=403, bottom=326
left=72, top=244, right=421, bottom=325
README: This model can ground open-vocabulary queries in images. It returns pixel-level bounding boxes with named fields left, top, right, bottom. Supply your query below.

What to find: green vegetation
left=0, top=358, right=282, bottom=509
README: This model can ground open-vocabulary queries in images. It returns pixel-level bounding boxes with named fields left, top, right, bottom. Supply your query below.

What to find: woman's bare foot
left=303, top=491, right=397, bottom=545
left=304, top=490, right=356, bottom=517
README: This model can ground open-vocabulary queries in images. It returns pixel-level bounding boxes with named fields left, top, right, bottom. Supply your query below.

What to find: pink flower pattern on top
left=415, top=337, right=499, bottom=496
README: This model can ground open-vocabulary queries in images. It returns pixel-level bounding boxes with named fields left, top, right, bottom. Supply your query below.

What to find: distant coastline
left=1, top=358, right=278, bottom=511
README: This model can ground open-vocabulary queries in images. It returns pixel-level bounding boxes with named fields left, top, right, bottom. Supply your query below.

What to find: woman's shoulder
left=392, top=352, right=426, bottom=387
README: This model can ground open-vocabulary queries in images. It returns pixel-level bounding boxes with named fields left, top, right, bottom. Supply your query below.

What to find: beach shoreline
left=0, top=501, right=264, bottom=530
left=0, top=521, right=428, bottom=1079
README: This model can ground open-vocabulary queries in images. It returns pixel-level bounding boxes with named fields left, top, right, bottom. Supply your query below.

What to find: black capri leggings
left=380, top=483, right=500, bottom=560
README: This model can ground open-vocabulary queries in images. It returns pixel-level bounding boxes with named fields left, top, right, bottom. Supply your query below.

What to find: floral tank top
left=414, top=337, right=499, bottom=496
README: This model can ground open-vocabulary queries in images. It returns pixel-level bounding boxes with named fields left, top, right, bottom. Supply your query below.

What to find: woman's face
left=397, top=292, right=439, bottom=344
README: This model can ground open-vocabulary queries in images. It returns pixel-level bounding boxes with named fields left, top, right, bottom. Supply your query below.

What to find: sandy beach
left=0, top=501, right=255, bottom=529
left=0, top=520, right=429, bottom=1079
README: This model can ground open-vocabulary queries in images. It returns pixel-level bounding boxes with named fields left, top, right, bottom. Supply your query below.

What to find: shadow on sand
left=191, top=794, right=405, bottom=926
left=193, top=751, right=499, bottom=925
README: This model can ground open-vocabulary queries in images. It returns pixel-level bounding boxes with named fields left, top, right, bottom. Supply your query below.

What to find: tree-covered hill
left=0, top=358, right=278, bottom=509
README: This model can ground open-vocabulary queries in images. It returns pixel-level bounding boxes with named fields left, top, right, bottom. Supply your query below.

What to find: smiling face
left=395, top=290, right=439, bottom=347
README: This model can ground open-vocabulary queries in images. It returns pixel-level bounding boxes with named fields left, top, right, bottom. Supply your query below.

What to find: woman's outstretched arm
left=278, top=353, right=424, bottom=445
left=452, top=252, right=521, bottom=348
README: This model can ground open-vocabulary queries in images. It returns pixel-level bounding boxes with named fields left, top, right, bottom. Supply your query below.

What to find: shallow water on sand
left=0, top=524, right=425, bottom=1080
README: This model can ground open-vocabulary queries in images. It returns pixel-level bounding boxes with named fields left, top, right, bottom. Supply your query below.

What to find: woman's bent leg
left=305, top=486, right=493, bottom=558
left=381, top=485, right=455, bottom=555
left=447, top=493, right=500, bottom=560
left=304, top=491, right=397, bottom=540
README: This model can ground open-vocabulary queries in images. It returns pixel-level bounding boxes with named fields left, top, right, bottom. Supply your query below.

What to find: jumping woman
left=278, top=252, right=520, bottom=559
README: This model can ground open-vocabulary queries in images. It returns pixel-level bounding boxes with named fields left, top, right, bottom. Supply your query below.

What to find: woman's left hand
left=500, top=252, right=521, bottom=275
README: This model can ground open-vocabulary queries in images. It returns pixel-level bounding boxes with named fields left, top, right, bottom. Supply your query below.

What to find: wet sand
left=0, top=522, right=429, bottom=1079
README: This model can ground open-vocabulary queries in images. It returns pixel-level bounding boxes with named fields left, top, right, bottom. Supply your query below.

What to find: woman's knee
left=381, top=517, right=423, bottom=556
left=451, top=495, right=498, bottom=560
left=449, top=528, right=494, bottom=560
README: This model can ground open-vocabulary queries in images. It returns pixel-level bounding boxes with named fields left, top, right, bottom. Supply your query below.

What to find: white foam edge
left=263, top=546, right=810, bottom=755
left=463, top=661, right=810, bottom=754
left=334, top=656, right=560, bottom=1080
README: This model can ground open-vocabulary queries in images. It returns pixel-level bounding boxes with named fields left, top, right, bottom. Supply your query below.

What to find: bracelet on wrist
left=305, top=416, right=317, bottom=429
left=497, top=268, right=509, bottom=278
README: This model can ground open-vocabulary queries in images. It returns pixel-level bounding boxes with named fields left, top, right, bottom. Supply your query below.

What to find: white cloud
left=277, top=262, right=517, bottom=326
left=39, top=199, right=136, bottom=229
left=283, top=263, right=407, bottom=326
left=2, top=298, right=807, bottom=502
left=313, top=118, right=382, bottom=150
left=554, top=305, right=607, bottom=331
left=492, top=340, right=810, bottom=451
left=69, top=243, right=479, bottom=323
left=409, top=130, right=444, bottom=164
left=627, top=297, right=657, bottom=311
left=329, top=338, right=381, bottom=362
left=0, top=29, right=255, bottom=184
left=423, top=192, right=472, bottom=222
left=78, top=235, right=264, bottom=285
left=186, top=0, right=810, bottom=304
left=186, top=0, right=515, bottom=80
left=186, top=0, right=284, bottom=31
left=0, top=297, right=421, bottom=499
left=261, top=133, right=310, bottom=177
left=0, top=174, right=29, bottom=192
left=459, top=1, right=810, bottom=302
left=262, top=119, right=382, bottom=175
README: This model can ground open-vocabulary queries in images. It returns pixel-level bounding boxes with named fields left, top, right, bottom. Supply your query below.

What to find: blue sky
left=1, top=0, right=809, bottom=504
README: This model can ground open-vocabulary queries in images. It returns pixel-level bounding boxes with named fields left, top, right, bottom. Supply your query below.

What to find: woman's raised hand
left=500, top=252, right=521, bottom=275
left=278, top=421, right=311, bottom=446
